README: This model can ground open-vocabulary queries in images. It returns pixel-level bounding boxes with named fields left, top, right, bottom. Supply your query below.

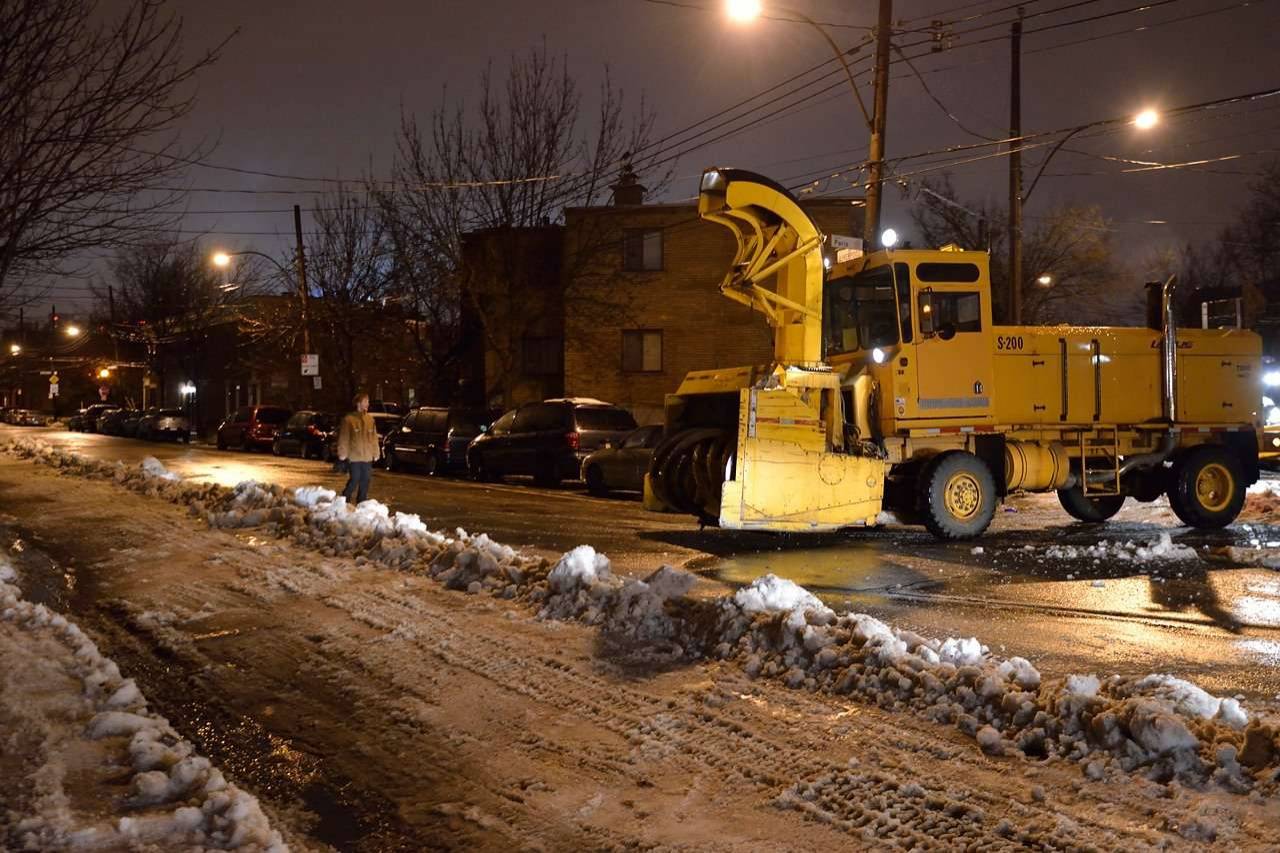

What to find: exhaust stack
left=1161, top=274, right=1178, bottom=423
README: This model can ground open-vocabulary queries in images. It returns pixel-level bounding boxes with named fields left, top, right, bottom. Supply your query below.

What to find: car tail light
left=307, top=424, right=322, bottom=436
left=566, top=431, right=579, bottom=451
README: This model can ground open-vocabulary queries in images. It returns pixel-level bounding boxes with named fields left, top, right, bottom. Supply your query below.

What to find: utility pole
left=863, top=0, right=894, bottom=245
left=1007, top=7, right=1025, bottom=325
left=107, top=286, right=119, bottom=360
left=293, top=204, right=313, bottom=405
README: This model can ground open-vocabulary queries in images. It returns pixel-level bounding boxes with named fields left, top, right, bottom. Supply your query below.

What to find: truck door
left=913, top=262, right=994, bottom=420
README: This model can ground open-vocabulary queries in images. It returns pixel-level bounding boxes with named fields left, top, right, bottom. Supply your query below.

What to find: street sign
left=831, top=234, right=864, bottom=262
left=49, top=372, right=59, bottom=385
left=301, top=354, right=319, bottom=376
left=48, top=383, right=58, bottom=398
left=312, top=375, right=323, bottom=390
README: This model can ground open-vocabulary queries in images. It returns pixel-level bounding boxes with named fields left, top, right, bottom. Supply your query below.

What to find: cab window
left=823, top=266, right=902, bottom=357
left=920, top=291, right=983, bottom=337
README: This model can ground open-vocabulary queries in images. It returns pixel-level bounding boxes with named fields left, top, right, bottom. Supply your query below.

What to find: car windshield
left=256, top=409, right=290, bottom=424
left=823, top=265, right=903, bottom=356
left=575, top=407, right=637, bottom=431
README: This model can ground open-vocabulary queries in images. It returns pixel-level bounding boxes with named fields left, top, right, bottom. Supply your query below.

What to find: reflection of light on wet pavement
left=1237, top=639, right=1280, bottom=667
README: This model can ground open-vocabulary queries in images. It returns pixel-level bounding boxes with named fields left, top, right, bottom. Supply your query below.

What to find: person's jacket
left=337, top=412, right=381, bottom=462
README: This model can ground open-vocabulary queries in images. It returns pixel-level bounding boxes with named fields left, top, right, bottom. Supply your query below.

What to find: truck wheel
left=1057, top=484, right=1125, bottom=523
left=919, top=451, right=997, bottom=540
left=1167, top=446, right=1245, bottom=528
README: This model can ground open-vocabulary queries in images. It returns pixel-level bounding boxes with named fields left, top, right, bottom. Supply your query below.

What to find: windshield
left=823, top=265, right=903, bottom=356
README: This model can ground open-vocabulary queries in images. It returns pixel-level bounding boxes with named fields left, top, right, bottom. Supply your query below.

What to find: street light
left=1133, top=108, right=1159, bottom=130
left=212, top=251, right=232, bottom=268
left=1037, top=274, right=1053, bottom=286
left=64, top=324, right=81, bottom=337
left=180, top=382, right=196, bottom=396
left=724, top=0, right=889, bottom=241
left=8, top=344, right=19, bottom=355
left=97, top=367, right=111, bottom=380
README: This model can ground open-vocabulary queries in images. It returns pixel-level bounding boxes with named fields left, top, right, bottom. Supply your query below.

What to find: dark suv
left=466, top=398, right=637, bottom=487
left=384, top=406, right=496, bottom=476
left=216, top=405, right=292, bottom=451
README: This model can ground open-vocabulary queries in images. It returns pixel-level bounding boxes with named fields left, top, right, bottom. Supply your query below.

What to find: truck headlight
left=871, top=347, right=887, bottom=364
left=1266, top=370, right=1280, bottom=387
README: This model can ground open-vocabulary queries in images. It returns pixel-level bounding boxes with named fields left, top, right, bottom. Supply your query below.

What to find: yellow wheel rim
left=1194, top=462, right=1234, bottom=513
left=943, top=471, right=982, bottom=520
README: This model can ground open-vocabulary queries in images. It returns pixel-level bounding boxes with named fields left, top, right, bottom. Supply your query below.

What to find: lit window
left=622, top=229, right=663, bottom=271
left=622, top=330, right=663, bottom=373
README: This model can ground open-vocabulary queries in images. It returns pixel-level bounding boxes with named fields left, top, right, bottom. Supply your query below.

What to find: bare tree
left=0, top=0, right=229, bottom=311
left=910, top=177, right=1129, bottom=325
left=378, top=44, right=670, bottom=406
left=95, top=235, right=259, bottom=406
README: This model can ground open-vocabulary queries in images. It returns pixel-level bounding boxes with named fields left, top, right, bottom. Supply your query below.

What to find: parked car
left=216, top=405, right=292, bottom=451
left=272, top=411, right=337, bottom=459
left=383, top=406, right=496, bottom=475
left=98, top=407, right=135, bottom=436
left=66, top=408, right=87, bottom=431
left=139, top=408, right=191, bottom=442
left=7, top=409, right=48, bottom=426
left=579, top=424, right=663, bottom=496
left=466, top=398, right=638, bottom=487
left=323, top=412, right=401, bottom=463
left=83, top=404, right=120, bottom=433
left=368, top=400, right=405, bottom=416
left=120, top=409, right=149, bottom=438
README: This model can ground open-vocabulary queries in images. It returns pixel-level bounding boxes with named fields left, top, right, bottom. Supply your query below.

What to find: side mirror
left=918, top=288, right=936, bottom=337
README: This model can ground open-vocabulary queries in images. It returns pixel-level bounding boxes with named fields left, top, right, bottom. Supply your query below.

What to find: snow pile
left=0, top=579, right=286, bottom=851
left=141, top=456, right=181, bottom=482
left=1045, top=532, right=1198, bottom=564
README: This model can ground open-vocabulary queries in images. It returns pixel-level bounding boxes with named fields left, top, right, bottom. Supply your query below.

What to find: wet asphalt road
left=8, top=425, right=1280, bottom=702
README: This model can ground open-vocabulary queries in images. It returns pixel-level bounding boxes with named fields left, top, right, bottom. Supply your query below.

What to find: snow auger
left=646, top=167, right=1262, bottom=540
left=643, top=169, right=887, bottom=532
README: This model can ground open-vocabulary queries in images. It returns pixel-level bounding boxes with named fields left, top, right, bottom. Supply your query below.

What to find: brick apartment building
left=463, top=171, right=863, bottom=423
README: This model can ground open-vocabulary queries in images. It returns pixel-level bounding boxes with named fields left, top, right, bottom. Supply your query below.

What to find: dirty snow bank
left=0, top=570, right=286, bottom=850
left=6, top=435, right=1280, bottom=794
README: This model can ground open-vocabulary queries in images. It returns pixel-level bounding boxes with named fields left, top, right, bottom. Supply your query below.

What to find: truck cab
left=824, top=248, right=996, bottom=431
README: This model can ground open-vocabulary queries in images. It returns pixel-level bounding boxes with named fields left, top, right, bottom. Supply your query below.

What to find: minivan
left=384, top=406, right=496, bottom=475
left=466, top=398, right=637, bottom=487
left=216, top=405, right=292, bottom=451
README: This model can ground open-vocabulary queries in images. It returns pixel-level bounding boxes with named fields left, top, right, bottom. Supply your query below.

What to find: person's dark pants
left=343, top=461, right=372, bottom=503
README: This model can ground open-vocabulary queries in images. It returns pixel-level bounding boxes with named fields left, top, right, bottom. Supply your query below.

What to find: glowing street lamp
left=212, top=251, right=231, bottom=268
left=64, top=324, right=81, bottom=337
left=97, top=367, right=111, bottom=380
left=1037, top=274, right=1053, bottom=286
left=1133, top=108, right=1159, bottom=130
left=8, top=343, right=19, bottom=355
left=725, top=0, right=762, bottom=21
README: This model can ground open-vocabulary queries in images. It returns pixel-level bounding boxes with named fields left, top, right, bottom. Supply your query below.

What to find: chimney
left=609, top=157, right=646, bottom=206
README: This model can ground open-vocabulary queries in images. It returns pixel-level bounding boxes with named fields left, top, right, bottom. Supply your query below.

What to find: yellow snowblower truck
left=644, top=168, right=1263, bottom=540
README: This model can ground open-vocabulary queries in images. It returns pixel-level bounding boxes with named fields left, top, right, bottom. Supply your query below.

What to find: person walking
left=337, top=392, right=381, bottom=503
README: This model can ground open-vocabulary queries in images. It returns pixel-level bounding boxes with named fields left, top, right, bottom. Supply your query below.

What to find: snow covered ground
left=0, top=555, right=287, bottom=851
left=3, top=435, right=1280, bottom=849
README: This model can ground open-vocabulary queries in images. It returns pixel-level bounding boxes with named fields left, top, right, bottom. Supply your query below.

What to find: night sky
left=37, top=0, right=1280, bottom=319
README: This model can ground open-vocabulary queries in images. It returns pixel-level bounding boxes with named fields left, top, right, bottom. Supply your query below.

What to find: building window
left=622, top=229, right=663, bottom=271
left=622, top=330, right=663, bottom=373
left=522, top=335, right=563, bottom=376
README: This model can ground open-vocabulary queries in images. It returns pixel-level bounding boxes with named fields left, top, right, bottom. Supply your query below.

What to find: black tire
left=384, top=448, right=397, bottom=472
left=585, top=465, right=608, bottom=497
left=1167, top=445, right=1246, bottom=529
left=470, top=453, right=501, bottom=483
left=919, top=451, right=998, bottom=540
left=533, top=455, right=561, bottom=489
left=424, top=451, right=441, bottom=477
left=216, top=434, right=226, bottom=451
left=1057, top=483, right=1126, bottom=523
left=272, top=440, right=282, bottom=456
